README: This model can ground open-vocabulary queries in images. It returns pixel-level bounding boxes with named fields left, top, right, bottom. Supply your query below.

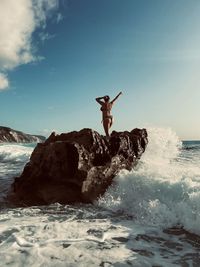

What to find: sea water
left=0, top=128, right=199, bottom=267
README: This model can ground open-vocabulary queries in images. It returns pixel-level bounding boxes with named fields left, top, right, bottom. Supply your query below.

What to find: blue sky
left=0, top=0, right=200, bottom=139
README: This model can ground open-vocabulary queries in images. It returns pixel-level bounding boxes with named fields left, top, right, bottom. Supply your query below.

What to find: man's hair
left=104, top=95, right=110, bottom=102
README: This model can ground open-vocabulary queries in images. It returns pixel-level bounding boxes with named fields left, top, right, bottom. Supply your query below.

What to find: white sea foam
left=0, top=205, right=137, bottom=267
left=0, top=143, right=34, bottom=163
left=0, top=144, right=34, bottom=202
left=0, top=204, right=195, bottom=267
left=98, top=127, right=200, bottom=235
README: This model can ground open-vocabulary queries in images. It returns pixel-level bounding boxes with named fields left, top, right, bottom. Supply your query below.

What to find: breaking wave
left=0, top=143, right=34, bottom=163
left=98, top=127, right=200, bottom=235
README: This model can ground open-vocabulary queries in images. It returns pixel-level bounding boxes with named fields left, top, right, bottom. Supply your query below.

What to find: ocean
left=0, top=127, right=199, bottom=267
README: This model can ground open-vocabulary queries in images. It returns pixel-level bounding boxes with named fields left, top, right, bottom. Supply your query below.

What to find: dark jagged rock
left=9, top=128, right=148, bottom=206
left=0, top=126, right=45, bottom=143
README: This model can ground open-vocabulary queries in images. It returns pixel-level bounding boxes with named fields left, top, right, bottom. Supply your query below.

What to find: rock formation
left=0, top=126, right=45, bottom=143
left=9, top=128, right=148, bottom=206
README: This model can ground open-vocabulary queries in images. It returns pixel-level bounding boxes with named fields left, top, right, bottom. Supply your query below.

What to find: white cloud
left=0, top=73, right=9, bottom=90
left=56, top=13, right=64, bottom=23
left=0, top=0, right=59, bottom=90
left=39, top=32, right=55, bottom=43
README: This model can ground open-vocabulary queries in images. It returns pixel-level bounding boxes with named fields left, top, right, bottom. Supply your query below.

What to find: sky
left=0, top=0, right=200, bottom=140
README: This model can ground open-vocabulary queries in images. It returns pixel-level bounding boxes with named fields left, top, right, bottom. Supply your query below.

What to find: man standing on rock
left=96, top=92, right=122, bottom=137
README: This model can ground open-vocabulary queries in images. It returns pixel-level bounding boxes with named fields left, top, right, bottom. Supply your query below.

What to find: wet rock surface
left=9, top=128, right=148, bottom=206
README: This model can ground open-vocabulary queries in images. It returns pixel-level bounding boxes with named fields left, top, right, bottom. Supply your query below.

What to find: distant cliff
left=0, top=126, right=45, bottom=143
